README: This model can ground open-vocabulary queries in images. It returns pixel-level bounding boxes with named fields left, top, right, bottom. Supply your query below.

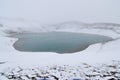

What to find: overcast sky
left=0, top=0, right=120, bottom=24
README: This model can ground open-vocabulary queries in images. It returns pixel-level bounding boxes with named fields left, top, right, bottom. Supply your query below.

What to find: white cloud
left=0, top=0, right=120, bottom=24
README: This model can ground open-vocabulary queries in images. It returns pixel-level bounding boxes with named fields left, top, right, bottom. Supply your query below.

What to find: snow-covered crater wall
left=0, top=19, right=120, bottom=38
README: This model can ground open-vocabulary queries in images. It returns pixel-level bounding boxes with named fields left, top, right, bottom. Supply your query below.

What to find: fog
left=0, top=0, right=120, bottom=24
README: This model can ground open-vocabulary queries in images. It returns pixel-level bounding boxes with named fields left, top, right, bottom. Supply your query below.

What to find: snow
left=0, top=18, right=120, bottom=79
left=1, top=0, right=120, bottom=79
left=0, top=61, right=120, bottom=80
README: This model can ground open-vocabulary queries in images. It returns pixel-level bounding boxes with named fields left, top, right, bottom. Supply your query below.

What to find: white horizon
left=0, top=0, right=120, bottom=24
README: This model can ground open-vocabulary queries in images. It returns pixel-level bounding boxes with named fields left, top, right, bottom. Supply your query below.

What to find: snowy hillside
left=0, top=19, right=120, bottom=79
left=0, top=19, right=120, bottom=38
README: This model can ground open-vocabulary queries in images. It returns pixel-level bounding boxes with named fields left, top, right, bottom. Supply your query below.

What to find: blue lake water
left=13, top=32, right=113, bottom=53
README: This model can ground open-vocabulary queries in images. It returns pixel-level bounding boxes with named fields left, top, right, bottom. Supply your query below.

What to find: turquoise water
left=13, top=32, right=113, bottom=53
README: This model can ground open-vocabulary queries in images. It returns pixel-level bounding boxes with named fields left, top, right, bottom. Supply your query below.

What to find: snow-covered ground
left=0, top=19, right=120, bottom=79
left=1, top=61, right=120, bottom=80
